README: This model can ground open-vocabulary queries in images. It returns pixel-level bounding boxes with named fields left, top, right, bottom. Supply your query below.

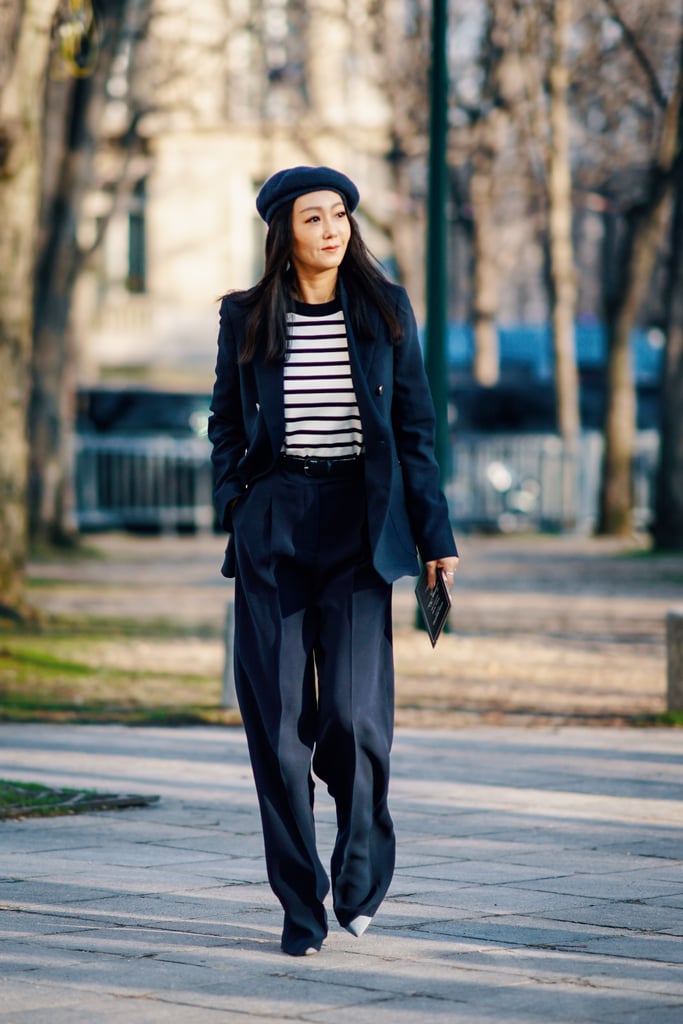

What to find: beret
left=256, top=166, right=360, bottom=225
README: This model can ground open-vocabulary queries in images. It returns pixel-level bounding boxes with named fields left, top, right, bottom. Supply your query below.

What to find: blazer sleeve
left=390, top=287, right=458, bottom=562
left=208, top=298, right=248, bottom=531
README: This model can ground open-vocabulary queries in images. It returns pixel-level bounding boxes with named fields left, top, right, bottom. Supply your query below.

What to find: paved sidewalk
left=0, top=724, right=682, bottom=1023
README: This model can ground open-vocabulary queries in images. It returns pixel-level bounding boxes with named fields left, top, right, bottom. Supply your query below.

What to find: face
left=290, top=190, right=351, bottom=279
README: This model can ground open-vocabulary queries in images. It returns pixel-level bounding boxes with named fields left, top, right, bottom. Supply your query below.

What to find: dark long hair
left=233, top=202, right=404, bottom=364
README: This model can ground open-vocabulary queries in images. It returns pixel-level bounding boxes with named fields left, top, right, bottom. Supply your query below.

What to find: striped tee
left=283, top=299, right=364, bottom=459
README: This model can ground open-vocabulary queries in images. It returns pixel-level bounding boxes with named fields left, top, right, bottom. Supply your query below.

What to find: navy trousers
left=231, top=462, right=396, bottom=955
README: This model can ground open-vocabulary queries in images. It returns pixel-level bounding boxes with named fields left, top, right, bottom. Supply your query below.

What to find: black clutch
left=415, top=565, right=452, bottom=647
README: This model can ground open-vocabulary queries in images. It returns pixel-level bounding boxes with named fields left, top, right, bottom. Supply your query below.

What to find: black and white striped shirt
left=283, top=299, right=364, bottom=459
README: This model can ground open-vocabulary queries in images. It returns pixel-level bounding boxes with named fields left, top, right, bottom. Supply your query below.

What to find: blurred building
left=75, top=0, right=410, bottom=384
left=73, top=1, right=667, bottom=390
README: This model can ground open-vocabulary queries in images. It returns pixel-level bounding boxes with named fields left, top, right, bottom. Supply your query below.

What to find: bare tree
left=0, top=0, right=61, bottom=614
left=467, top=3, right=511, bottom=386
left=28, top=0, right=140, bottom=547
left=509, top=0, right=582, bottom=441
left=547, top=0, right=580, bottom=443
left=597, top=0, right=683, bottom=535
left=345, top=0, right=431, bottom=311
left=447, top=0, right=539, bottom=386
left=653, top=76, right=683, bottom=549
left=449, top=0, right=581, bottom=431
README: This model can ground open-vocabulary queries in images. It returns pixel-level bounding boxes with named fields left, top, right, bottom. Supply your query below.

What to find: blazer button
left=375, top=385, right=383, bottom=396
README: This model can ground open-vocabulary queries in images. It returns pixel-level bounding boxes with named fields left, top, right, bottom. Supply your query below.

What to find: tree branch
left=602, top=0, right=668, bottom=109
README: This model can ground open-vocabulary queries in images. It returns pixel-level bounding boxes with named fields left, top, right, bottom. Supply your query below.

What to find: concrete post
left=222, top=600, right=238, bottom=709
left=666, top=610, right=683, bottom=712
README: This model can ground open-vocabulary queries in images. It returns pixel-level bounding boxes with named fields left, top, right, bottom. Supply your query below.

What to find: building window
left=127, top=178, right=146, bottom=293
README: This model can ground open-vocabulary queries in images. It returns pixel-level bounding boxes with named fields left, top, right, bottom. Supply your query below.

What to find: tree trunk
left=547, top=0, right=579, bottom=443
left=30, top=77, right=87, bottom=547
left=546, top=0, right=580, bottom=530
left=468, top=2, right=519, bottom=388
left=470, top=107, right=503, bottom=386
left=598, top=48, right=683, bottom=536
left=653, top=116, right=683, bottom=548
left=29, top=0, right=130, bottom=548
left=0, top=0, right=61, bottom=614
left=600, top=299, right=639, bottom=535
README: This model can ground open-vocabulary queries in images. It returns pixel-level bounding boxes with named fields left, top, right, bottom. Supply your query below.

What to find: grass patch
left=616, top=545, right=683, bottom=562
left=654, top=710, right=683, bottom=727
left=1, top=780, right=96, bottom=818
left=2, top=647, right=93, bottom=675
left=28, top=540, right=104, bottom=563
left=0, top=702, right=240, bottom=726
left=0, top=779, right=160, bottom=819
left=0, top=621, right=240, bottom=726
left=2, top=612, right=223, bottom=640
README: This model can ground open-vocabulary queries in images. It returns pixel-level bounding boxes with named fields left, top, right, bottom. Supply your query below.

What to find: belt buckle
left=303, top=458, right=331, bottom=477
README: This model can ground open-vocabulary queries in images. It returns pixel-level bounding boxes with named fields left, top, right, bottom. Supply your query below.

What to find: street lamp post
left=425, top=0, right=450, bottom=487
left=416, top=0, right=451, bottom=635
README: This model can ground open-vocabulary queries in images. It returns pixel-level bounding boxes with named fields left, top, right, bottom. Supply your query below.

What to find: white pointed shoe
left=345, top=915, right=372, bottom=937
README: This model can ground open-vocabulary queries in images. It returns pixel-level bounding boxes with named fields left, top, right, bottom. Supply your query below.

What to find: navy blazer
left=208, top=276, right=457, bottom=583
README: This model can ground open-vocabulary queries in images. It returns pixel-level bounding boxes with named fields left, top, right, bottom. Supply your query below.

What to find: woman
left=209, top=166, right=458, bottom=957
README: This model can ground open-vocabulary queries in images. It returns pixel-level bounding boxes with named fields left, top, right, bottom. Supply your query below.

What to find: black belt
left=278, top=454, right=364, bottom=479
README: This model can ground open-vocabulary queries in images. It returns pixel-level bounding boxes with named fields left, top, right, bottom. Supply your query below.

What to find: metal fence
left=74, top=430, right=660, bottom=534
left=445, top=430, right=660, bottom=533
left=75, top=435, right=215, bottom=532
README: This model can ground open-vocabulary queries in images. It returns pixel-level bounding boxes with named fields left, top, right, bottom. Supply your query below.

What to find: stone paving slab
left=0, top=723, right=682, bottom=1022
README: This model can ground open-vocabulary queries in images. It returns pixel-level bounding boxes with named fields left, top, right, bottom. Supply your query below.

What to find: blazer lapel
left=339, top=276, right=379, bottom=378
left=339, top=276, right=385, bottom=435
left=254, top=355, right=285, bottom=457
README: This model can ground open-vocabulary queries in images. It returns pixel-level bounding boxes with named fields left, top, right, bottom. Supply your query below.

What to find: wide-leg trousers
left=231, top=462, right=396, bottom=955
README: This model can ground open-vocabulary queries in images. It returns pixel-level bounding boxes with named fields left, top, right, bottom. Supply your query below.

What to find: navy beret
left=256, top=166, right=360, bottom=225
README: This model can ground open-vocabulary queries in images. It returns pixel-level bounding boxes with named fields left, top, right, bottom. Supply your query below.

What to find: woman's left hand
left=425, top=556, right=459, bottom=590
